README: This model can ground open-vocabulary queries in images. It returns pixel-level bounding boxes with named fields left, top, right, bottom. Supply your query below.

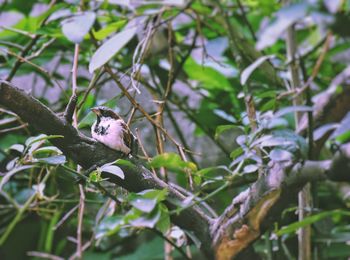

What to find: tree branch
left=0, top=80, right=214, bottom=259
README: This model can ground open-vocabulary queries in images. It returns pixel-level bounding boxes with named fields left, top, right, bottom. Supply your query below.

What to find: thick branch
left=211, top=144, right=350, bottom=260
left=0, top=80, right=213, bottom=259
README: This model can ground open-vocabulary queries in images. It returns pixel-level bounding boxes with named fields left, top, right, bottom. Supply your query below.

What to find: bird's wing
left=121, top=121, right=132, bottom=148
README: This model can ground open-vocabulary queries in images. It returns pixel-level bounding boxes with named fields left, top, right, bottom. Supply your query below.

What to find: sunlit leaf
left=8, top=144, right=25, bottom=153
left=150, top=153, right=197, bottom=173
left=89, top=26, right=137, bottom=73
left=256, top=3, right=309, bottom=50
left=61, top=12, right=96, bottom=43
left=101, top=165, right=125, bottom=179
left=243, top=164, right=258, bottom=173
left=269, top=149, right=293, bottom=162
left=129, top=197, right=157, bottom=213
left=93, top=20, right=127, bottom=40
left=25, top=134, right=64, bottom=147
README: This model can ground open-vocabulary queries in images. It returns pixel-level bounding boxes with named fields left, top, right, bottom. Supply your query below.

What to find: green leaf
left=32, top=146, right=63, bottom=156
left=276, top=210, right=350, bottom=236
left=137, top=189, right=168, bottom=202
left=183, top=57, right=232, bottom=91
left=335, top=130, right=350, bottom=144
left=93, top=20, right=127, bottom=40
left=89, top=26, right=137, bottom=73
left=61, top=12, right=96, bottom=43
left=25, top=134, right=64, bottom=147
left=215, top=125, right=238, bottom=140
left=156, top=204, right=170, bottom=234
left=230, top=147, right=244, bottom=159
left=129, top=196, right=157, bottom=213
left=150, top=153, right=197, bottom=173
left=89, top=170, right=103, bottom=183
left=240, top=55, right=275, bottom=85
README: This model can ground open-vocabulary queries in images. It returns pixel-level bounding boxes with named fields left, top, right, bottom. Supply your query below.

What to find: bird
left=91, top=106, right=134, bottom=155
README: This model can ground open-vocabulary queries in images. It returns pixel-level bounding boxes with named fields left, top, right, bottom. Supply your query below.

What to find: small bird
left=91, top=106, right=134, bottom=155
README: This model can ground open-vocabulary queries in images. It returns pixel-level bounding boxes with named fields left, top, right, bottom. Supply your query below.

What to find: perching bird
left=91, top=106, right=135, bottom=155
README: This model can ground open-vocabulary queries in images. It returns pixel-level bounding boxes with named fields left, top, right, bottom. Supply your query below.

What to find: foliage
left=1, top=0, right=350, bottom=259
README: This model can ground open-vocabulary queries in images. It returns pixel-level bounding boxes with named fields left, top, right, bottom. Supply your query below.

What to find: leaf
left=269, top=149, right=293, bottom=162
left=61, top=12, right=96, bottom=43
left=240, top=55, right=275, bottom=85
left=8, top=144, right=25, bottom=153
left=89, top=26, right=137, bottom=73
left=36, top=155, right=66, bottom=165
left=0, top=165, right=36, bottom=191
left=266, top=117, right=289, bottom=129
left=129, top=197, right=157, bottom=213
left=324, top=0, right=342, bottom=13
left=276, top=210, right=350, bottom=236
left=89, top=170, right=103, bottom=183
left=230, top=147, right=244, bottom=159
left=96, top=215, right=124, bottom=239
left=156, top=204, right=170, bottom=234
left=100, top=165, right=125, bottom=179
left=314, top=123, right=339, bottom=141
left=243, top=164, right=258, bottom=173
left=129, top=206, right=161, bottom=228
left=150, top=153, right=197, bottom=173
left=25, top=134, right=64, bottom=147
left=93, top=20, right=127, bottom=40
left=215, top=125, right=238, bottom=139
left=256, top=3, right=309, bottom=50
left=33, top=146, right=63, bottom=155
left=183, top=57, right=232, bottom=91
left=274, top=105, right=313, bottom=118
left=335, top=131, right=350, bottom=144
left=259, top=136, right=294, bottom=147
left=105, top=0, right=131, bottom=8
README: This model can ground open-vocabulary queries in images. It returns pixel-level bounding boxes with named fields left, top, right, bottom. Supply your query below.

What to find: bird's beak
left=91, top=107, right=100, bottom=116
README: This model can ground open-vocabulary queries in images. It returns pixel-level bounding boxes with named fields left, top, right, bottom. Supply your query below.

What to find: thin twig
left=27, top=251, right=64, bottom=260
left=0, top=124, right=28, bottom=133
left=77, top=184, right=85, bottom=259
left=53, top=204, right=79, bottom=230
left=27, top=38, right=56, bottom=60
left=0, top=25, right=36, bottom=39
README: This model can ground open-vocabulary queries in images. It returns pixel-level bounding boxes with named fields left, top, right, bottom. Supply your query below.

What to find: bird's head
left=91, top=106, right=120, bottom=120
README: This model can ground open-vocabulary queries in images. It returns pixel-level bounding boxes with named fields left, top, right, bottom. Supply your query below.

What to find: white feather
left=91, top=118, right=130, bottom=154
